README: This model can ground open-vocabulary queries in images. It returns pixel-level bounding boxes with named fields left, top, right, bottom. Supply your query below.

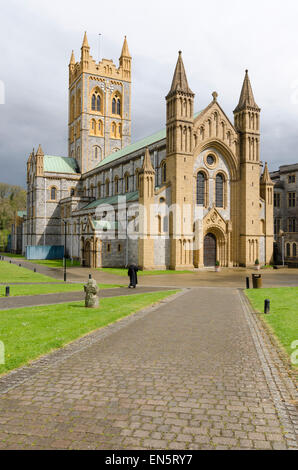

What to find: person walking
left=128, top=264, right=138, bottom=288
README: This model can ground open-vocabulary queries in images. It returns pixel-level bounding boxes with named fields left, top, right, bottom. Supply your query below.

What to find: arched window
left=118, top=123, right=121, bottom=137
left=93, top=146, right=102, bottom=161
left=293, top=243, right=297, bottom=257
left=92, top=94, right=96, bottom=111
left=112, top=98, right=116, bottom=114
left=157, top=215, right=162, bottom=234
left=105, top=179, right=110, bottom=197
left=161, top=161, right=166, bottom=183
left=286, top=243, right=291, bottom=257
left=135, top=169, right=140, bottom=189
left=216, top=174, right=224, bottom=208
left=91, top=88, right=102, bottom=113
left=124, top=173, right=130, bottom=192
left=115, top=176, right=119, bottom=194
left=70, top=96, right=75, bottom=121
left=91, top=119, right=96, bottom=134
left=117, top=98, right=121, bottom=115
left=98, top=182, right=101, bottom=198
left=111, top=122, right=116, bottom=137
left=98, top=120, right=101, bottom=134
left=76, top=90, right=81, bottom=117
left=50, top=187, right=57, bottom=201
left=196, top=172, right=206, bottom=206
left=96, top=95, right=101, bottom=111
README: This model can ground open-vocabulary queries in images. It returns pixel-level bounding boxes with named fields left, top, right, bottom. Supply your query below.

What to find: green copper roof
left=95, top=129, right=166, bottom=169
left=82, top=190, right=139, bottom=210
left=44, top=156, right=80, bottom=174
left=92, top=220, right=118, bottom=230
left=95, top=111, right=202, bottom=170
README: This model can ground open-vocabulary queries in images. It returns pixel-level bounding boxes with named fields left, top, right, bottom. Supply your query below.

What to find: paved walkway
left=0, top=286, right=170, bottom=310
left=2, top=256, right=298, bottom=288
left=0, top=288, right=296, bottom=450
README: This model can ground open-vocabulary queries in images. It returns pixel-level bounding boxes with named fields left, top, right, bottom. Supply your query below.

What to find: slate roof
left=82, top=190, right=139, bottom=210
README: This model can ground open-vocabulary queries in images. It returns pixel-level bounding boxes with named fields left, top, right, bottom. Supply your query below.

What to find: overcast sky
left=1, top=0, right=298, bottom=187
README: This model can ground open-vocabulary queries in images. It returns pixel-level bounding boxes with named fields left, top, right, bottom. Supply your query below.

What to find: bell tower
left=234, top=70, right=261, bottom=266
left=166, top=51, right=195, bottom=269
left=68, top=33, right=132, bottom=174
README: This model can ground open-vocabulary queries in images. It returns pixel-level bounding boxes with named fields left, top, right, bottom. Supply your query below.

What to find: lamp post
left=63, top=220, right=67, bottom=282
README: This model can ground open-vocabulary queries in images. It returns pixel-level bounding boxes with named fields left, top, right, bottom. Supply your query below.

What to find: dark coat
left=128, top=264, right=138, bottom=287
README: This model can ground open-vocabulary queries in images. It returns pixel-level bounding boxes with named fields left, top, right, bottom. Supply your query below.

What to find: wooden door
left=204, top=233, right=216, bottom=267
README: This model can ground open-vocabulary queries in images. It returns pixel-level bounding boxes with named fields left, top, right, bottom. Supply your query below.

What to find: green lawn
left=0, top=290, right=177, bottom=375
left=0, top=283, right=125, bottom=297
left=25, top=259, right=81, bottom=268
left=98, top=268, right=193, bottom=277
left=0, top=252, right=24, bottom=258
left=1, top=254, right=81, bottom=268
left=0, top=260, right=60, bottom=283
left=246, top=287, right=298, bottom=366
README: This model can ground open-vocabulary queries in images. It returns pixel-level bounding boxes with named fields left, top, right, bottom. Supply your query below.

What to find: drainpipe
left=44, top=179, right=46, bottom=245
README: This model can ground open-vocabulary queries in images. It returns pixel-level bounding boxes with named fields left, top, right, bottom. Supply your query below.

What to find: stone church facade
left=23, top=33, right=274, bottom=269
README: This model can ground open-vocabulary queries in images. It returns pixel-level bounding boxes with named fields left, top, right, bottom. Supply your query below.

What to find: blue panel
left=26, top=246, right=64, bottom=260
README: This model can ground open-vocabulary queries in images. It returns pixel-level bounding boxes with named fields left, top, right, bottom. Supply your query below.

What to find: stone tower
left=234, top=70, right=261, bottom=266
left=166, top=51, right=195, bottom=269
left=68, top=32, right=132, bottom=174
left=138, top=148, right=155, bottom=270
left=260, top=162, right=274, bottom=264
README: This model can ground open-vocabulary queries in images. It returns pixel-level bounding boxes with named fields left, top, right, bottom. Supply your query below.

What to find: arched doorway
left=204, top=233, right=216, bottom=267
left=85, top=241, right=91, bottom=267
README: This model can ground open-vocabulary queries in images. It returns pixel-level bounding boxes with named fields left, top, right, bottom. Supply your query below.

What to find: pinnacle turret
left=167, top=51, right=194, bottom=98
left=234, top=70, right=260, bottom=113
left=120, top=36, right=131, bottom=58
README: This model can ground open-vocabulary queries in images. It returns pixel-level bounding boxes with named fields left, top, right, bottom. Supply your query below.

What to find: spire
left=81, top=31, right=89, bottom=49
left=36, top=144, right=44, bottom=157
left=167, top=51, right=194, bottom=98
left=141, top=148, right=154, bottom=173
left=120, top=36, right=131, bottom=58
left=69, top=50, right=75, bottom=66
left=234, top=70, right=259, bottom=113
left=261, top=162, right=273, bottom=185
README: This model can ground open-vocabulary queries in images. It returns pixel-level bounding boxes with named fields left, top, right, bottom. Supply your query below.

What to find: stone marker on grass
left=84, top=278, right=99, bottom=308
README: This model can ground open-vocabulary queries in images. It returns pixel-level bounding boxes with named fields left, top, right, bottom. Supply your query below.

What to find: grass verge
left=0, top=290, right=178, bottom=375
left=0, top=283, right=125, bottom=297
left=0, top=261, right=60, bottom=283
left=245, top=287, right=298, bottom=367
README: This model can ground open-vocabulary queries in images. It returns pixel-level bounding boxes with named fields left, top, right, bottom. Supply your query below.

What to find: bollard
left=89, top=274, right=92, bottom=280
left=264, top=299, right=270, bottom=314
left=34, top=268, right=36, bottom=273
left=9, top=260, right=11, bottom=264
left=5, top=286, right=10, bottom=297
left=246, top=277, right=250, bottom=289
left=19, top=264, right=21, bottom=267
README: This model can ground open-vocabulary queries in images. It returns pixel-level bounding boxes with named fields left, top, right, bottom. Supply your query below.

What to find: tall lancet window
left=216, top=174, right=224, bottom=208
left=96, top=95, right=101, bottom=112
left=112, top=98, right=116, bottom=114
left=196, top=172, right=206, bottom=206
left=92, top=94, right=96, bottom=111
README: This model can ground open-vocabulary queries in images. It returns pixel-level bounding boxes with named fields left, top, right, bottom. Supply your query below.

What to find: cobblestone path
left=0, top=288, right=297, bottom=450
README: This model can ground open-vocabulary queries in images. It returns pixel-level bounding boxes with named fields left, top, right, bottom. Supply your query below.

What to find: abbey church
left=24, top=33, right=274, bottom=269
